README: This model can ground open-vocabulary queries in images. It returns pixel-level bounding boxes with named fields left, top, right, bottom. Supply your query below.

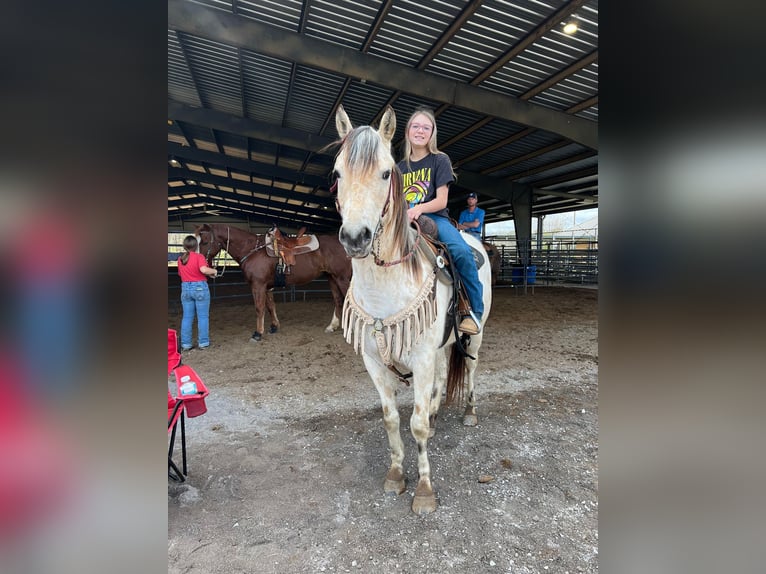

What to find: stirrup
left=459, top=310, right=481, bottom=335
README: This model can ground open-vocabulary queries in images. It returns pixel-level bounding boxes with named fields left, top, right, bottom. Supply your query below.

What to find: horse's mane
left=342, top=127, right=419, bottom=279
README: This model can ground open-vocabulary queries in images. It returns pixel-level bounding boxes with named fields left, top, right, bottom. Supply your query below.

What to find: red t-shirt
left=177, top=252, right=209, bottom=282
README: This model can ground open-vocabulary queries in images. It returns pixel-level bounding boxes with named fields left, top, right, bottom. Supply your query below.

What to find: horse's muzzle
left=339, top=225, right=372, bottom=258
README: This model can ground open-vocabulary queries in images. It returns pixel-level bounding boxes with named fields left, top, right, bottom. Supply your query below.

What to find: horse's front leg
left=324, top=279, right=343, bottom=333
left=411, top=360, right=438, bottom=515
left=265, top=291, right=280, bottom=334
left=365, top=357, right=406, bottom=495
left=250, top=288, right=267, bottom=342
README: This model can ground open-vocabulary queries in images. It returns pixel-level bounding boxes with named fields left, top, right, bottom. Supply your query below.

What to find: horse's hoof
left=412, top=494, right=437, bottom=515
left=250, top=332, right=262, bottom=342
left=269, top=325, right=278, bottom=334
left=412, top=493, right=437, bottom=515
left=324, top=326, right=334, bottom=333
left=463, top=414, right=478, bottom=427
left=412, top=480, right=437, bottom=514
left=428, top=427, right=436, bottom=439
left=383, top=469, right=406, bottom=495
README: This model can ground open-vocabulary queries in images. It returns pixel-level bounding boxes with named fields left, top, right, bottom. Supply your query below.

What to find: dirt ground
left=168, top=285, right=598, bottom=573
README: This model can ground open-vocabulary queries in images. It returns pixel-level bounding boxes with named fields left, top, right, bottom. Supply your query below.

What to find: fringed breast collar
left=341, top=267, right=438, bottom=374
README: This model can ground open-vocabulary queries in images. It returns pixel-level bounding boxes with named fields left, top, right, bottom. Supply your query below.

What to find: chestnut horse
left=194, top=223, right=352, bottom=341
left=332, top=105, right=492, bottom=514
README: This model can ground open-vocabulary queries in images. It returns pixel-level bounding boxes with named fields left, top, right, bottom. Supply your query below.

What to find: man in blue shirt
left=457, top=192, right=485, bottom=238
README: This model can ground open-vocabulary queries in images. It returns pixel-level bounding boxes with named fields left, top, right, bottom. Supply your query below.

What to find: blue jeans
left=181, top=281, right=211, bottom=348
left=430, top=215, right=484, bottom=319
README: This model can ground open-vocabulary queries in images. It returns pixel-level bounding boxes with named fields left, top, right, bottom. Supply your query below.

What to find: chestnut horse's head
left=194, top=223, right=222, bottom=266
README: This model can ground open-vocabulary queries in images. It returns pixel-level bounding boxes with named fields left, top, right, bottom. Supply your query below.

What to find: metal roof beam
left=168, top=0, right=597, bottom=149
left=169, top=198, right=338, bottom=232
left=169, top=186, right=339, bottom=225
left=168, top=101, right=336, bottom=154
left=168, top=142, right=328, bottom=188
left=169, top=167, right=334, bottom=208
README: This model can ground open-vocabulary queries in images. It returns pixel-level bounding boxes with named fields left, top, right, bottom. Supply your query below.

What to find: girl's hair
left=180, top=235, right=197, bottom=265
left=400, top=107, right=456, bottom=179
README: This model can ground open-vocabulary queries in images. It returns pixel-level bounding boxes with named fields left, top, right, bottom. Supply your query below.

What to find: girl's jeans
left=430, top=214, right=484, bottom=319
left=180, top=281, right=211, bottom=349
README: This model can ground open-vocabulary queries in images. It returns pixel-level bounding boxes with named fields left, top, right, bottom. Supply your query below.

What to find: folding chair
left=167, top=329, right=210, bottom=482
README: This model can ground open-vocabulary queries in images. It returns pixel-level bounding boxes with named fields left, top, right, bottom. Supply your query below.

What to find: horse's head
left=333, top=105, right=400, bottom=258
left=194, top=223, right=221, bottom=265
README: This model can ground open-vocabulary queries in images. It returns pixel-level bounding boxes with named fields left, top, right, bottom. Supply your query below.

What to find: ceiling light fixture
left=169, top=157, right=181, bottom=167
left=563, top=16, right=579, bottom=35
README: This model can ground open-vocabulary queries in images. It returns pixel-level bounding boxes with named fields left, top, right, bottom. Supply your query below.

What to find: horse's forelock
left=344, top=127, right=384, bottom=179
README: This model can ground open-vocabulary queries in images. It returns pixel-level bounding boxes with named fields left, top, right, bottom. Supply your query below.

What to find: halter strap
left=373, top=215, right=422, bottom=267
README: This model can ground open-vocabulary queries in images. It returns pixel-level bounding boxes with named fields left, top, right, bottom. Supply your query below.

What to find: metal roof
left=168, top=0, right=598, bottom=232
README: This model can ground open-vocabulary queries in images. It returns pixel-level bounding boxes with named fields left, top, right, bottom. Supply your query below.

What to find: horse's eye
left=333, top=170, right=341, bottom=180
left=382, top=170, right=391, bottom=180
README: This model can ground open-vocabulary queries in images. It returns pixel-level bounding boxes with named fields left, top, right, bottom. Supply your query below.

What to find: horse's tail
left=445, top=344, right=466, bottom=406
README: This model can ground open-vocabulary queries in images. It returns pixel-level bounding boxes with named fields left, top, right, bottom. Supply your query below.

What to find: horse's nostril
left=339, top=226, right=372, bottom=252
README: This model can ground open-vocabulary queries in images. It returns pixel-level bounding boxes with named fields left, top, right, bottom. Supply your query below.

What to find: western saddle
left=265, top=225, right=320, bottom=273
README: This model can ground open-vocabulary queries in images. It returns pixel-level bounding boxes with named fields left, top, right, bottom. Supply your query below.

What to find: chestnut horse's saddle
left=265, top=225, right=320, bottom=271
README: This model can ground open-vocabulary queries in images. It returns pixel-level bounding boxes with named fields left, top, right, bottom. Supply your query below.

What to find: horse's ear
left=379, top=106, right=396, bottom=144
left=336, top=105, right=353, bottom=139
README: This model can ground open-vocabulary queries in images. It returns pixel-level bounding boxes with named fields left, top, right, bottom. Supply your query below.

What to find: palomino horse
left=332, top=105, right=492, bottom=514
left=194, top=223, right=352, bottom=341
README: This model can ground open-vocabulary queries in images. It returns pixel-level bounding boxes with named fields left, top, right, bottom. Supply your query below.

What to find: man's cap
left=467, top=192, right=477, bottom=198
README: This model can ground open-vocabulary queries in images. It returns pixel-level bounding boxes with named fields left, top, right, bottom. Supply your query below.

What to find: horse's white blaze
left=333, top=105, right=492, bottom=514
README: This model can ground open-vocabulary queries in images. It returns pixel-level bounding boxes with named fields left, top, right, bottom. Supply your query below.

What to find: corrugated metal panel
left=340, top=81, right=397, bottom=128
left=367, top=0, right=466, bottom=67
left=168, top=31, right=202, bottom=106
left=180, top=34, right=243, bottom=116
left=455, top=128, right=562, bottom=173
left=426, top=0, right=539, bottom=82
left=303, top=0, right=383, bottom=49
left=240, top=51, right=292, bottom=123
left=490, top=143, right=588, bottom=178
left=516, top=156, right=598, bottom=185
left=236, top=0, right=303, bottom=32
left=285, top=67, right=347, bottom=133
